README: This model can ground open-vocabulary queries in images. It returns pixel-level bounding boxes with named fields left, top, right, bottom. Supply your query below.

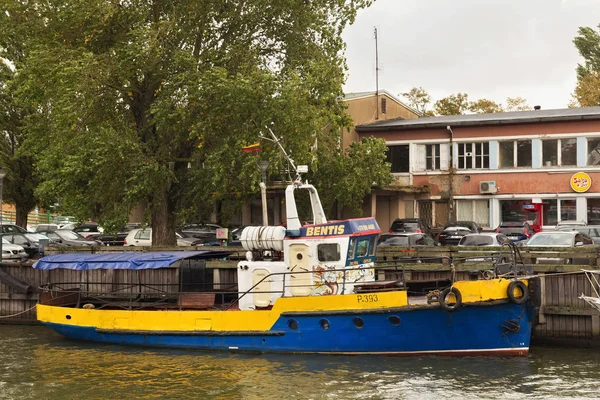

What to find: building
left=356, top=106, right=600, bottom=231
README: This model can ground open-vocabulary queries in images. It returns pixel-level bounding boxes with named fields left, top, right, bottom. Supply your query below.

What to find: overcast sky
left=342, top=0, right=600, bottom=110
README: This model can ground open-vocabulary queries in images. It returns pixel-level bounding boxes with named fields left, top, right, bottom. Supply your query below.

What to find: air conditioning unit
left=479, top=181, right=497, bottom=194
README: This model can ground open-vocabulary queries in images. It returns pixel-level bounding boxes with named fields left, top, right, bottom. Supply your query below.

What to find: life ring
left=507, top=280, right=528, bottom=304
left=439, top=287, right=462, bottom=312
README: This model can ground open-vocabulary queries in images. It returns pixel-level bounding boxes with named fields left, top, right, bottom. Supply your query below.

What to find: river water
left=0, top=325, right=598, bottom=400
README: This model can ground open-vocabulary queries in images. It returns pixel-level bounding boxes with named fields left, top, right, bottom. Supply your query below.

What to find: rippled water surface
left=1, top=325, right=599, bottom=399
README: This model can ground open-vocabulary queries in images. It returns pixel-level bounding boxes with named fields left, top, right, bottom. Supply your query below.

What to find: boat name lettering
left=356, top=223, right=376, bottom=232
left=306, top=224, right=345, bottom=236
left=357, top=294, right=378, bottom=303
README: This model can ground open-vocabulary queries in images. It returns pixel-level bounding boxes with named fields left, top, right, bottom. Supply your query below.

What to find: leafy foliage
left=434, top=93, right=470, bottom=116
left=7, top=0, right=377, bottom=243
left=572, top=25, right=600, bottom=107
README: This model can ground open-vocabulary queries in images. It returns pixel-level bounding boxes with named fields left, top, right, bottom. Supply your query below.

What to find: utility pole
left=374, top=27, right=379, bottom=120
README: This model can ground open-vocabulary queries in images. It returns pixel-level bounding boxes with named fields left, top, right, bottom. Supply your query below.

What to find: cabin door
left=289, top=244, right=312, bottom=296
left=252, top=268, right=271, bottom=308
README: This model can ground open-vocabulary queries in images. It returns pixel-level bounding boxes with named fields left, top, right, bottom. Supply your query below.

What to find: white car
left=525, top=231, right=594, bottom=264
left=124, top=228, right=205, bottom=247
left=1, top=238, right=28, bottom=262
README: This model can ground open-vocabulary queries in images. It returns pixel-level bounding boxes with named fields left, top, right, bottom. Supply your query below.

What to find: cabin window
left=318, top=243, right=340, bottom=262
left=347, top=237, right=357, bottom=259
left=356, top=238, right=370, bottom=258
left=369, top=237, right=377, bottom=256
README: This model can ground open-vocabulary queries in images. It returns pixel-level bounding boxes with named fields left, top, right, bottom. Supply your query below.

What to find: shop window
left=458, top=142, right=489, bottom=169
left=317, top=243, right=340, bottom=262
left=456, top=199, right=490, bottom=227
left=499, top=140, right=532, bottom=168
left=588, top=138, right=600, bottom=166
left=543, top=199, right=558, bottom=225
left=386, top=145, right=409, bottom=173
left=426, top=144, right=441, bottom=170
left=560, top=199, right=577, bottom=221
left=588, top=198, right=600, bottom=224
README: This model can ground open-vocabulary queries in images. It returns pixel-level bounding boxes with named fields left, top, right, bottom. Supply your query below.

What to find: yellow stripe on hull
left=36, top=279, right=524, bottom=333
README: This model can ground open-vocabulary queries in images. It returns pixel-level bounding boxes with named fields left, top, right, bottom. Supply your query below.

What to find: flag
left=242, top=143, right=260, bottom=153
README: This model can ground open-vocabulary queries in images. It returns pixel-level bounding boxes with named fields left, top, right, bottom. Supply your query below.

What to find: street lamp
left=258, top=160, right=270, bottom=226
left=0, top=169, right=7, bottom=265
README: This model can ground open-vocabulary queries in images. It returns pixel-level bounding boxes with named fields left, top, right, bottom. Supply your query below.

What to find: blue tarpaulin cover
left=32, top=251, right=231, bottom=270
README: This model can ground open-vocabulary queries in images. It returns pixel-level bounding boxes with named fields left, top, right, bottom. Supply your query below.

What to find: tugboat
left=35, top=134, right=534, bottom=356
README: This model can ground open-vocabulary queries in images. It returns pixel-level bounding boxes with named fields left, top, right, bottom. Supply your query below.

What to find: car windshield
left=391, top=221, right=419, bottom=231
left=57, top=230, right=84, bottom=240
left=379, top=235, right=410, bottom=246
left=460, top=236, right=494, bottom=246
left=527, top=233, right=573, bottom=246
left=2, top=238, right=10, bottom=244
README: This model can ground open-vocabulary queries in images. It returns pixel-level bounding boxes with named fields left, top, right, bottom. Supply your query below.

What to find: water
left=0, top=325, right=599, bottom=400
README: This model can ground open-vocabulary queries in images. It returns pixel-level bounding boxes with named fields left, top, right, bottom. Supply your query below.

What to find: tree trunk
left=15, top=204, right=28, bottom=228
left=151, top=184, right=177, bottom=246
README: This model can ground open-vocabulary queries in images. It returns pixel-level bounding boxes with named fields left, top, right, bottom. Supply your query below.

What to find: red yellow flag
left=242, top=143, right=260, bottom=153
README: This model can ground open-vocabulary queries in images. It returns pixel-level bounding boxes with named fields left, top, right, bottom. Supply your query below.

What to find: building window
left=458, top=142, right=489, bottom=169
left=588, top=198, right=600, bottom=224
left=386, top=145, right=409, bottom=173
left=456, top=199, right=489, bottom=227
left=499, top=140, right=532, bottom=168
left=588, top=138, right=600, bottom=166
left=560, top=199, right=577, bottom=221
left=426, top=144, right=441, bottom=170
left=381, top=98, right=387, bottom=114
left=542, top=138, right=577, bottom=167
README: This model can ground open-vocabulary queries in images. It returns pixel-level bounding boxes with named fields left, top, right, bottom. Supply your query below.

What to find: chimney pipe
left=534, top=105, right=541, bottom=110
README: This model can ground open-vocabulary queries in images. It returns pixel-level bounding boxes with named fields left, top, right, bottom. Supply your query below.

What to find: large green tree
left=10, top=0, right=385, bottom=244
left=0, top=5, right=40, bottom=227
left=572, top=24, right=600, bottom=106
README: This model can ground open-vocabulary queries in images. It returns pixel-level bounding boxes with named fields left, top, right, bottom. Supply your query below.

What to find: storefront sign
left=570, top=172, right=592, bottom=193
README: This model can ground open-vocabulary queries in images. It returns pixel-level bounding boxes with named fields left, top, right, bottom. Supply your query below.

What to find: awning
left=32, top=251, right=231, bottom=271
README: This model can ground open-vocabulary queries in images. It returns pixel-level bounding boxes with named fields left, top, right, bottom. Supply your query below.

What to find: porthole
left=319, top=319, right=330, bottom=330
left=296, top=253, right=303, bottom=260
left=65, top=315, right=72, bottom=320
left=353, top=317, right=364, bottom=329
left=388, top=315, right=401, bottom=326
left=288, top=319, right=298, bottom=331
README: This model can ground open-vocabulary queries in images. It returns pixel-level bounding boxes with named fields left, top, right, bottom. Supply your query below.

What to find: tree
left=0, top=4, right=41, bottom=228
left=572, top=25, right=600, bottom=106
left=11, top=0, right=376, bottom=244
left=401, top=87, right=434, bottom=117
left=434, top=93, right=470, bottom=115
left=505, top=97, right=531, bottom=112
left=468, top=98, right=503, bottom=114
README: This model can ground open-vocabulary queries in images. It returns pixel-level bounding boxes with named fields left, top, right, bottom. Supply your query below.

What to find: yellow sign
left=570, top=172, right=592, bottom=193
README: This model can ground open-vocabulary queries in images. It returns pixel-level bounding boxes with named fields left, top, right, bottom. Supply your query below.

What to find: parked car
left=438, top=221, right=482, bottom=246
left=0, top=233, right=50, bottom=257
left=555, top=225, right=600, bottom=243
left=52, top=216, right=78, bottom=227
left=72, top=223, right=103, bottom=239
left=0, top=224, right=28, bottom=234
left=525, top=231, right=594, bottom=264
left=555, top=220, right=587, bottom=230
left=37, top=229, right=104, bottom=247
left=458, top=233, right=511, bottom=247
left=496, top=221, right=535, bottom=243
left=180, top=223, right=223, bottom=240
left=30, top=224, right=60, bottom=233
left=1, top=238, right=28, bottom=262
left=388, top=218, right=431, bottom=235
left=378, top=232, right=436, bottom=247
left=124, top=228, right=205, bottom=247
left=95, top=223, right=142, bottom=246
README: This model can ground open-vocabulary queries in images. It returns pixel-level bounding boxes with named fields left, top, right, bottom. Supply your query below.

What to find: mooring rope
left=0, top=304, right=37, bottom=319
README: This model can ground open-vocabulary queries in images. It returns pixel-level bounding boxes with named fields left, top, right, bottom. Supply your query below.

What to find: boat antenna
left=261, top=126, right=304, bottom=182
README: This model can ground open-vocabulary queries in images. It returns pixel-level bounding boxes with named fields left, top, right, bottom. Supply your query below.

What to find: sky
left=342, top=0, right=600, bottom=110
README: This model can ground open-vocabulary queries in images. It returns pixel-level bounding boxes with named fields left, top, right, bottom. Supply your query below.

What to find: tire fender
left=507, top=280, right=528, bottom=304
left=439, top=287, right=462, bottom=312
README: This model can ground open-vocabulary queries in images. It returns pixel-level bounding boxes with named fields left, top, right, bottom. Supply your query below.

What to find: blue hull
left=44, top=301, right=532, bottom=356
